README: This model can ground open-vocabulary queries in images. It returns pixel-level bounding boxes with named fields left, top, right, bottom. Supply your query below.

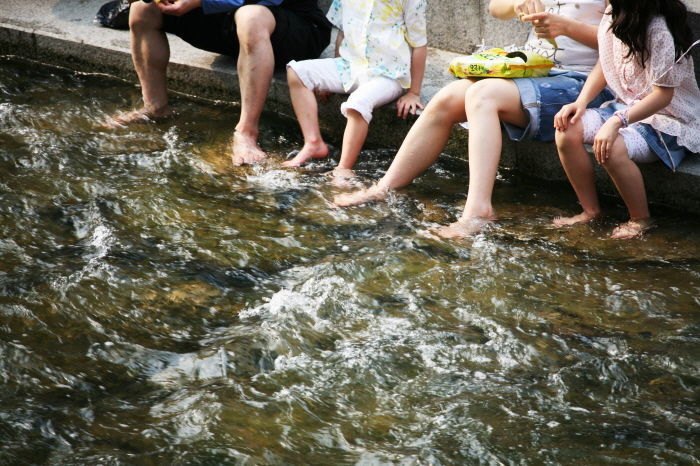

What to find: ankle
left=234, top=126, right=258, bottom=140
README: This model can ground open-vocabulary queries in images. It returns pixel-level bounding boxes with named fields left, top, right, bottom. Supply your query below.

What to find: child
left=283, top=0, right=428, bottom=180
left=553, top=0, right=699, bottom=239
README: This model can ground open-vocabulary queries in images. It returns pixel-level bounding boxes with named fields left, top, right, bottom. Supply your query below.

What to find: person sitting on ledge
left=283, top=0, right=427, bottom=185
left=111, top=0, right=331, bottom=166
left=334, top=0, right=614, bottom=238
left=553, top=0, right=699, bottom=239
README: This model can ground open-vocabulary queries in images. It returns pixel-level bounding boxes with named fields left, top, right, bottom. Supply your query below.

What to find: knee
left=235, top=6, right=274, bottom=51
left=287, top=67, right=303, bottom=87
left=601, top=147, right=629, bottom=171
left=464, top=81, right=500, bottom=114
left=128, top=2, right=161, bottom=32
left=421, top=80, right=471, bottom=123
left=555, top=124, right=584, bottom=154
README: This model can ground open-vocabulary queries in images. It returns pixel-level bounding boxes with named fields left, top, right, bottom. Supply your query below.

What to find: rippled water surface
left=1, top=57, right=699, bottom=464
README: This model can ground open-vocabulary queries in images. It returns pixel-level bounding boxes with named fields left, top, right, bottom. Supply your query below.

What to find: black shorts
left=162, top=6, right=330, bottom=68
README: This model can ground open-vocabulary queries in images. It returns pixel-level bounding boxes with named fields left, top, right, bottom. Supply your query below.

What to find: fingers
left=570, top=107, right=584, bottom=125
left=396, top=96, right=422, bottom=119
left=397, top=101, right=411, bottom=119
left=593, top=137, right=611, bottom=164
left=518, top=0, right=546, bottom=19
left=521, top=11, right=547, bottom=22
left=554, top=105, right=575, bottom=131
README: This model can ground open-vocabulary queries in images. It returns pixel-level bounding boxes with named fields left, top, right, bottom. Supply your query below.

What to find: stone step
left=1, top=0, right=699, bottom=213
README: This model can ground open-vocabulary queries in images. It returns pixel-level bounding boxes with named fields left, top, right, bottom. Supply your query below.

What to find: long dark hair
left=609, top=0, right=693, bottom=67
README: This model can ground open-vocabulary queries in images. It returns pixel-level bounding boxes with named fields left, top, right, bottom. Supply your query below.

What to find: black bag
left=96, top=0, right=131, bottom=30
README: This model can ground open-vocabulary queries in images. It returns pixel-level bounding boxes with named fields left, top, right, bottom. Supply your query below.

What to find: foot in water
left=552, top=210, right=601, bottom=227
left=432, top=216, right=494, bottom=239
left=231, top=131, right=266, bottom=166
left=282, top=141, right=329, bottom=167
left=327, top=167, right=360, bottom=189
left=104, top=106, right=173, bottom=128
left=333, top=184, right=391, bottom=207
left=610, top=217, right=655, bottom=239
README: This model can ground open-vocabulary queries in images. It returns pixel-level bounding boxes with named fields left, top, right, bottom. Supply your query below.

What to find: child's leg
left=337, top=110, right=369, bottom=170
left=602, top=137, right=652, bottom=239
left=552, top=112, right=602, bottom=226
left=334, top=79, right=474, bottom=206
left=283, top=59, right=344, bottom=167
left=336, top=77, right=403, bottom=170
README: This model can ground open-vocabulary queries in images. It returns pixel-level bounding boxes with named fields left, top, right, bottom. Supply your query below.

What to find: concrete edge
left=1, top=19, right=699, bottom=214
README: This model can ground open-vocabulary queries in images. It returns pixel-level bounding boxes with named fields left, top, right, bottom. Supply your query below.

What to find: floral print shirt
left=598, top=8, right=700, bottom=153
left=327, top=0, right=427, bottom=91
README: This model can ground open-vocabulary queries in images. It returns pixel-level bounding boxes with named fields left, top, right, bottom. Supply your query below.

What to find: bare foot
left=552, top=210, right=601, bottom=227
left=327, top=167, right=360, bottom=189
left=433, top=216, right=494, bottom=239
left=231, top=131, right=266, bottom=166
left=610, top=217, right=655, bottom=239
left=104, top=106, right=172, bottom=128
left=333, top=184, right=391, bottom=207
left=282, top=141, right=329, bottom=167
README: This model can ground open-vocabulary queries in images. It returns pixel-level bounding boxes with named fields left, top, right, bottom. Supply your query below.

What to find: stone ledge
left=1, top=0, right=699, bottom=213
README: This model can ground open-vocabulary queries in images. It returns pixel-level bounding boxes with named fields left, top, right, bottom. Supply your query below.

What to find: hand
left=514, top=0, right=545, bottom=19
left=396, top=92, right=424, bottom=120
left=314, top=90, right=332, bottom=104
left=553, top=101, right=586, bottom=132
left=157, top=0, right=200, bottom=16
left=593, top=117, right=622, bottom=164
left=521, top=11, right=569, bottom=40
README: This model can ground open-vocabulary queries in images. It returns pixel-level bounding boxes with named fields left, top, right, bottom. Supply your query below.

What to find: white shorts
left=581, top=110, right=658, bottom=163
left=287, top=58, right=404, bottom=124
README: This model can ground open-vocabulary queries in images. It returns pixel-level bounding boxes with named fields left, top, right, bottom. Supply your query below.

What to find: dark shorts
left=503, top=69, right=616, bottom=142
left=162, top=7, right=331, bottom=68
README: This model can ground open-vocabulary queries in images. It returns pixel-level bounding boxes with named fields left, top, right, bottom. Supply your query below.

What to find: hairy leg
left=552, top=118, right=602, bottom=226
left=434, top=79, right=528, bottom=238
left=109, top=2, right=171, bottom=125
left=231, top=5, right=276, bottom=165
left=283, top=67, right=329, bottom=167
left=334, top=79, right=475, bottom=206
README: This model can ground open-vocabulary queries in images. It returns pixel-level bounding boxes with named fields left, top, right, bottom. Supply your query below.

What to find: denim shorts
left=590, top=102, right=688, bottom=171
left=503, top=69, right=615, bottom=142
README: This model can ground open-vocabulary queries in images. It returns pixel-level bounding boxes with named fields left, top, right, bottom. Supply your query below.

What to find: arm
left=521, top=0, right=608, bottom=49
left=593, top=85, right=674, bottom=163
left=554, top=61, right=607, bottom=131
left=396, top=45, right=427, bottom=119
left=521, top=12, right=599, bottom=49
left=334, top=30, right=344, bottom=58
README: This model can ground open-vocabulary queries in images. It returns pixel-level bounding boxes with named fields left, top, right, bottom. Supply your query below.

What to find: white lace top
left=598, top=9, right=700, bottom=153
left=522, top=0, right=606, bottom=74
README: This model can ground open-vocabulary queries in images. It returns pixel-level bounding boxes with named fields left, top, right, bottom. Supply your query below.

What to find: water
left=1, top=56, right=699, bottom=464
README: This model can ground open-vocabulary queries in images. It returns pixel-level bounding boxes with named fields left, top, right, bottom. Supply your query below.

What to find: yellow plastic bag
left=448, top=48, right=555, bottom=79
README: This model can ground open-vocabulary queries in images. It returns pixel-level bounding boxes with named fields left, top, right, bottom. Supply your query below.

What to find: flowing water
left=1, top=56, right=699, bottom=465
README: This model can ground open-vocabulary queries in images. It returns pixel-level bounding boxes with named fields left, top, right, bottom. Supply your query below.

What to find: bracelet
left=613, top=109, right=629, bottom=128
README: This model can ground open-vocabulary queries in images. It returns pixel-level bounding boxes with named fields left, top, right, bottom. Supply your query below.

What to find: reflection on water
left=1, top=57, right=699, bottom=464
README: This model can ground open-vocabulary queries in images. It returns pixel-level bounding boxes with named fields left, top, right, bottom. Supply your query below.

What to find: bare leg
left=552, top=119, right=602, bottom=227
left=334, top=79, right=475, bottom=206
left=282, top=68, right=329, bottom=167
left=231, top=5, right=276, bottom=166
left=109, top=2, right=171, bottom=125
left=434, top=79, right=528, bottom=238
left=337, top=109, right=368, bottom=170
left=602, top=138, right=652, bottom=239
